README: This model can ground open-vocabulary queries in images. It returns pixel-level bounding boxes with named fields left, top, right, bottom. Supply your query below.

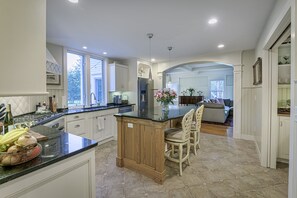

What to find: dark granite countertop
left=65, top=103, right=134, bottom=115
left=0, top=125, right=98, bottom=185
left=114, top=105, right=196, bottom=122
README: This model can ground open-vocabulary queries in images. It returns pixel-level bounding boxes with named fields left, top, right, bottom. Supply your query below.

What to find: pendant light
left=147, top=33, right=153, bottom=80
left=167, top=46, right=173, bottom=84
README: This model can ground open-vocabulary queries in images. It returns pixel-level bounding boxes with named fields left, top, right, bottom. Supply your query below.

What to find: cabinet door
left=116, top=66, right=128, bottom=91
left=92, top=116, right=105, bottom=142
left=0, top=0, right=47, bottom=96
left=278, top=117, right=290, bottom=160
left=109, top=63, right=128, bottom=91
left=67, top=119, right=88, bottom=138
left=104, top=114, right=115, bottom=139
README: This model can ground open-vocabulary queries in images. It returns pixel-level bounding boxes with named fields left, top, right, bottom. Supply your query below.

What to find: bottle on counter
left=52, top=95, right=57, bottom=113
left=49, top=96, right=53, bottom=112
left=3, top=104, right=14, bottom=134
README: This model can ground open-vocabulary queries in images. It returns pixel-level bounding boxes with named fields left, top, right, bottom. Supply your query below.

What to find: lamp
left=167, top=46, right=173, bottom=85
left=147, top=33, right=153, bottom=80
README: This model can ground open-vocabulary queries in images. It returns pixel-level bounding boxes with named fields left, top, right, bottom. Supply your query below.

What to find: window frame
left=210, top=79, right=225, bottom=99
left=65, top=48, right=106, bottom=107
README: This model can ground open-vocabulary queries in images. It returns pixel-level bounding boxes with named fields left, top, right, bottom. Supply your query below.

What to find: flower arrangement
left=187, top=88, right=195, bottom=96
left=154, top=88, right=177, bottom=107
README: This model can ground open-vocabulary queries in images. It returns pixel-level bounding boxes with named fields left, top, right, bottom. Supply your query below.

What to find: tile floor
left=95, top=133, right=288, bottom=198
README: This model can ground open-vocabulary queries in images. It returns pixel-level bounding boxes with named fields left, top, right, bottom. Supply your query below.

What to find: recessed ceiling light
left=103, top=52, right=107, bottom=55
left=68, top=0, right=79, bottom=3
left=82, top=46, right=87, bottom=49
left=208, top=18, right=218, bottom=25
left=218, top=44, right=225, bottom=48
left=151, top=58, right=155, bottom=62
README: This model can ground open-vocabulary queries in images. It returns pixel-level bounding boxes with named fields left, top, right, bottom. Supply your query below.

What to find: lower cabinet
left=66, top=114, right=89, bottom=139
left=278, top=116, right=290, bottom=161
left=90, top=109, right=117, bottom=143
left=1, top=149, right=96, bottom=198
left=65, top=109, right=117, bottom=143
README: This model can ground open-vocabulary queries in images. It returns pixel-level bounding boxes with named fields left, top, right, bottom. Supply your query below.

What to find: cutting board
left=29, top=130, right=48, bottom=141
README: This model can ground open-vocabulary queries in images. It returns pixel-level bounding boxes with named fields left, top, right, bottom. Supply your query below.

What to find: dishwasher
left=118, top=106, right=133, bottom=113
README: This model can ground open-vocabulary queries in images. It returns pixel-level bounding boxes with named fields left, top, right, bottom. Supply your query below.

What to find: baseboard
left=240, top=134, right=255, bottom=141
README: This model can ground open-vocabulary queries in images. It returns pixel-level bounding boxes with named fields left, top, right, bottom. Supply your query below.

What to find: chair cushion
left=165, top=128, right=185, bottom=142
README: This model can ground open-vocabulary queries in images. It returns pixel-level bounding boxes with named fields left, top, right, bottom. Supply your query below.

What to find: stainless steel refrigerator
left=138, top=77, right=154, bottom=112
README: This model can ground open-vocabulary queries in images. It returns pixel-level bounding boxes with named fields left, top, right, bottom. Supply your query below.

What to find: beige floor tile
left=95, top=133, right=288, bottom=198
left=169, top=187, right=193, bottom=198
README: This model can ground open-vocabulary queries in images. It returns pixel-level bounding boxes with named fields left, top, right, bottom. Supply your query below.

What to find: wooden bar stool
left=190, top=105, right=204, bottom=155
left=165, top=109, right=194, bottom=176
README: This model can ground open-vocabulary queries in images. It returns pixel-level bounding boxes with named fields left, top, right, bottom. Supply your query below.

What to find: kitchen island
left=114, top=105, right=195, bottom=184
left=0, top=125, right=98, bottom=198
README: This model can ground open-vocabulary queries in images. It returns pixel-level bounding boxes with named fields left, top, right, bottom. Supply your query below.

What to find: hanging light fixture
left=167, top=46, right=173, bottom=84
left=147, top=33, right=153, bottom=80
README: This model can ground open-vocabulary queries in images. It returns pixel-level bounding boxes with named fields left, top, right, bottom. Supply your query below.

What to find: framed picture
left=46, top=74, right=61, bottom=85
left=253, top=57, right=262, bottom=85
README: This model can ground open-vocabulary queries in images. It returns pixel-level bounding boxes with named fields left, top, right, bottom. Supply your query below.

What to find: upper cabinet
left=109, top=63, right=129, bottom=91
left=0, top=0, right=47, bottom=96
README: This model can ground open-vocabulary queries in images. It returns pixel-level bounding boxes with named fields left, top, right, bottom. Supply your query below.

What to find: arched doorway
left=159, top=61, right=242, bottom=139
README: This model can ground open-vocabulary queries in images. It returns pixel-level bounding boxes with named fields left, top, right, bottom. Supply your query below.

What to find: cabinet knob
left=74, top=115, right=79, bottom=119
left=75, top=124, right=80, bottom=128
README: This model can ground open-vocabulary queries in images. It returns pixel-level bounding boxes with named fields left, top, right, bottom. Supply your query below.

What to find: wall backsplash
left=0, top=89, right=65, bottom=116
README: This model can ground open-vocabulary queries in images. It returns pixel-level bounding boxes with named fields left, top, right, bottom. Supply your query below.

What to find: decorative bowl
left=0, top=143, right=42, bottom=166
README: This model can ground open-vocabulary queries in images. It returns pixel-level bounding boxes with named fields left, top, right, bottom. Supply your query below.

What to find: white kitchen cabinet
left=66, top=114, right=89, bottom=139
left=278, top=116, right=290, bottom=161
left=91, top=109, right=117, bottom=143
left=1, top=149, right=96, bottom=198
left=0, top=0, right=47, bottom=96
left=109, top=63, right=129, bottom=91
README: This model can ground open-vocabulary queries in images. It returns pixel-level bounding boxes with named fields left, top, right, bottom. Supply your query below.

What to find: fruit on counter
left=16, top=134, right=37, bottom=147
left=0, top=127, right=29, bottom=151
left=1, top=154, right=21, bottom=166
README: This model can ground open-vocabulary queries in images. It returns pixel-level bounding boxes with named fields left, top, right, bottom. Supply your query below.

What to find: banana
left=0, top=128, right=29, bottom=146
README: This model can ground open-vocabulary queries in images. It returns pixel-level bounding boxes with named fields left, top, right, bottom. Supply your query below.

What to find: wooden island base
left=116, top=116, right=170, bottom=184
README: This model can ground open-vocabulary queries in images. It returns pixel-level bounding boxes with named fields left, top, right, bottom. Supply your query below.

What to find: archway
left=158, top=60, right=242, bottom=139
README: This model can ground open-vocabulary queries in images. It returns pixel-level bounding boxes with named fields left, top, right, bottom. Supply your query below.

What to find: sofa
left=197, top=99, right=233, bottom=123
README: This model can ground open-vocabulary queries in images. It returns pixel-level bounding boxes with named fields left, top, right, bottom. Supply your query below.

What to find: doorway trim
left=269, top=27, right=291, bottom=169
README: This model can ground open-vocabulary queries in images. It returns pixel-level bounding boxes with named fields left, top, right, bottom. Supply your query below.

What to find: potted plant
left=187, top=88, right=195, bottom=96
left=197, top=91, right=203, bottom=96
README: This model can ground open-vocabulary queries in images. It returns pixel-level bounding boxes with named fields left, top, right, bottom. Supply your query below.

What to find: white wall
left=254, top=0, right=291, bottom=167
left=168, top=69, right=234, bottom=99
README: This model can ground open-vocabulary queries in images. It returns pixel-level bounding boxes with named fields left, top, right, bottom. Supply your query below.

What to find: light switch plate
left=128, top=123, right=133, bottom=128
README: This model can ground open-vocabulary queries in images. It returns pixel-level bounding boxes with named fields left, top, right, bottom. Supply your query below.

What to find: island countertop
left=0, top=125, right=98, bottom=185
left=114, top=105, right=196, bottom=122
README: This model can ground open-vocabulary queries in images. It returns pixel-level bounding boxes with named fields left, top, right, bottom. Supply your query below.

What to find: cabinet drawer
left=67, top=119, right=86, bottom=136
left=66, top=114, right=85, bottom=122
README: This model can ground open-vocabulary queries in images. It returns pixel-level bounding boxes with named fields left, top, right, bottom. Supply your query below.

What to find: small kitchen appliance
left=113, top=95, right=122, bottom=104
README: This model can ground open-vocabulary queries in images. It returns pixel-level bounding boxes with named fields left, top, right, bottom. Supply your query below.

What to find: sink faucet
left=90, top=92, right=97, bottom=106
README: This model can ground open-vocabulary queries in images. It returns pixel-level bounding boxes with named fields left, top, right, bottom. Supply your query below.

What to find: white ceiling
left=46, top=0, right=276, bottom=63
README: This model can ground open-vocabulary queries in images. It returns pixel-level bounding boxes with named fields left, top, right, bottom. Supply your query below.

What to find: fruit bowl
left=0, top=143, right=42, bottom=166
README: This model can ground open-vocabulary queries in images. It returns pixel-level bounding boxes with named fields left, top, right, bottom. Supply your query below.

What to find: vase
left=161, top=103, right=169, bottom=111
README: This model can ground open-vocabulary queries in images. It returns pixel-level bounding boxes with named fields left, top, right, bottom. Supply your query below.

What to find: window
left=67, top=51, right=105, bottom=107
left=90, top=57, right=104, bottom=105
left=210, top=80, right=224, bottom=99
left=67, top=52, right=85, bottom=106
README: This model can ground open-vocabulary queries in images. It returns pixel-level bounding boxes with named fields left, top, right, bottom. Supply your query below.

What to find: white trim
left=289, top=1, right=297, bottom=197
left=240, top=134, right=255, bottom=141
left=233, top=64, right=242, bottom=139
left=269, top=27, right=291, bottom=169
